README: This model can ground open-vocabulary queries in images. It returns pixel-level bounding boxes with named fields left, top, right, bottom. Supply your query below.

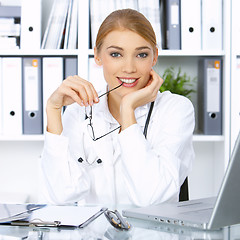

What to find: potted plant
left=159, top=66, right=196, bottom=100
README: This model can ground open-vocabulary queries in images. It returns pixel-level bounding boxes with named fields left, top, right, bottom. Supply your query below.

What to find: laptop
left=123, top=132, right=240, bottom=230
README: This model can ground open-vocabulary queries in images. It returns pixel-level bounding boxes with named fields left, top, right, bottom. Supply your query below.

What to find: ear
left=152, top=48, right=158, bottom=67
left=94, top=47, right=102, bottom=66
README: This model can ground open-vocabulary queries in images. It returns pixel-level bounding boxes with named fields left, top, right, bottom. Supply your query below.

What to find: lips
left=117, top=77, right=139, bottom=87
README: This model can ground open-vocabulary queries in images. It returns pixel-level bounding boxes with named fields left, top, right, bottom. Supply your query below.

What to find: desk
left=0, top=206, right=240, bottom=239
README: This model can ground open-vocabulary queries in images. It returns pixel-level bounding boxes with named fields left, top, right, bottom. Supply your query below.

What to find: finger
left=64, top=88, right=85, bottom=106
left=64, top=77, right=95, bottom=106
left=81, top=81, right=97, bottom=106
left=150, top=69, right=164, bottom=88
left=71, top=77, right=99, bottom=105
left=90, top=84, right=99, bottom=104
left=58, top=82, right=84, bottom=106
left=62, top=79, right=87, bottom=105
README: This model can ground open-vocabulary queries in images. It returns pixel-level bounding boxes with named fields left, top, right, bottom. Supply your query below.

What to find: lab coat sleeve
left=40, top=104, right=90, bottom=205
left=118, top=95, right=195, bottom=207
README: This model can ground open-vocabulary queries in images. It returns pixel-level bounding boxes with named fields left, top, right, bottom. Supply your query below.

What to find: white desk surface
left=0, top=204, right=239, bottom=239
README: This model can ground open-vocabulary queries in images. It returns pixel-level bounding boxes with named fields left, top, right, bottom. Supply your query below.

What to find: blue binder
left=160, top=0, right=181, bottom=50
left=22, top=57, right=43, bottom=134
left=198, top=58, right=222, bottom=135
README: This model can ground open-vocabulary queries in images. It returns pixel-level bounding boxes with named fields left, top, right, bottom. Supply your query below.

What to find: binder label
left=207, top=67, right=220, bottom=112
left=171, top=4, right=179, bottom=25
left=24, top=66, right=39, bottom=111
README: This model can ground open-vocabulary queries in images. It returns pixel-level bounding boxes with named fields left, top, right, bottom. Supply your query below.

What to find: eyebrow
left=107, top=45, right=151, bottom=51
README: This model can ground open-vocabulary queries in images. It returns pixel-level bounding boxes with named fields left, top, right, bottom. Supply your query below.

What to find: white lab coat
left=40, top=90, right=195, bottom=207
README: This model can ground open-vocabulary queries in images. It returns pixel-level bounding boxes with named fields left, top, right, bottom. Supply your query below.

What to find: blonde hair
left=95, top=9, right=157, bottom=53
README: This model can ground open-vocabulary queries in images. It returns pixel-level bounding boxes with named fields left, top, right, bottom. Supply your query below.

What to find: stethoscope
left=78, top=101, right=155, bottom=165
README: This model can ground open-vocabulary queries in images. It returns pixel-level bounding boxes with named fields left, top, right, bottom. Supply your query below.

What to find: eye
left=137, top=52, right=148, bottom=58
left=110, top=52, right=121, bottom=58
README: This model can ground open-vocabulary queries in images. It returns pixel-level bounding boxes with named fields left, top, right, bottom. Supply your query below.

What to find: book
left=66, top=0, right=78, bottom=49
left=41, top=0, right=69, bottom=49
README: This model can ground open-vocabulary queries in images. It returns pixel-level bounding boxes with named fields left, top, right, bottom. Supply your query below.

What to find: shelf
left=88, top=49, right=225, bottom=57
left=193, top=134, right=224, bottom=142
left=0, top=49, right=79, bottom=56
left=158, top=50, right=225, bottom=57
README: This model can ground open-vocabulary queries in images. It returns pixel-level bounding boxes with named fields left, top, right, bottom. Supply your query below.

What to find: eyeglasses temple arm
left=98, top=82, right=123, bottom=98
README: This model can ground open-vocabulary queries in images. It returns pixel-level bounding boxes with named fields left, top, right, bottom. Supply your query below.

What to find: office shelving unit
left=0, top=0, right=232, bottom=202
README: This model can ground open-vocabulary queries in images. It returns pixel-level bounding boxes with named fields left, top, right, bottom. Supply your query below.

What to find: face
left=94, top=29, right=158, bottom=99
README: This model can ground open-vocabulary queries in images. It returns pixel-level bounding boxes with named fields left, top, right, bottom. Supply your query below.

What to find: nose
left=121, top=57, right=137, bottom=73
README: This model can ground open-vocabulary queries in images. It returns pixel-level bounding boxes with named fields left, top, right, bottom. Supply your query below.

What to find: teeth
left=119, top=78, right=137, bottom=84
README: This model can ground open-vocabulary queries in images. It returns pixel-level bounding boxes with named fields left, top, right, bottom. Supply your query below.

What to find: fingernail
left=95, top=97, right=99, bottom=103
left=89, top=101, right=94, bottom=106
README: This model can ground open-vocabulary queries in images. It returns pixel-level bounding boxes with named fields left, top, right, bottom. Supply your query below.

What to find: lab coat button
left=97, top=159, right=102, bottom=164
left=78, top=157, right=84, bottom=163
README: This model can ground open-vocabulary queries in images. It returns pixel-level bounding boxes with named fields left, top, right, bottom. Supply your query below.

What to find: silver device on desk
left=123, top=131, right=240, bottom=230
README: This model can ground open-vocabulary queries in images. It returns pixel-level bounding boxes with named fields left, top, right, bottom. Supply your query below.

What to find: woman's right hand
left=47, top=75, right=99, bottom=111
left=46, top=75, right=99, bottom=135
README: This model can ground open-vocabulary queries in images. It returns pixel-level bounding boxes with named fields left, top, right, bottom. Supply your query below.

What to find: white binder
left=42, top=57, right=63, bottom=130
left=1, top=58, right=22, bottom=135
left=88, top=57, right=105, bottom=93
left=231, top=58, right=240, bottom=151
left=232, top=0, right=240, bottom=54
left=202, top=0, right=223, bottom=51
left=0, top=58, right=2, bottom=135
left=20, top=0, right=42, bottom=49
left=181, top=0, right=201, bottom=50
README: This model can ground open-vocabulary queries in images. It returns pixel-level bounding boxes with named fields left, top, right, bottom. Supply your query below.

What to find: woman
left=40, top=9, right=195, bottom=206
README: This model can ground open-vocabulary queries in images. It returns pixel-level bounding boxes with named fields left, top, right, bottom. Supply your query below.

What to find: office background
left=0, top=0, right=238, bottom=203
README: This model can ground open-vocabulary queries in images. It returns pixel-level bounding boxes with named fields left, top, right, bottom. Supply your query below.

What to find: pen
left=78, top=207, right=108, bottom=228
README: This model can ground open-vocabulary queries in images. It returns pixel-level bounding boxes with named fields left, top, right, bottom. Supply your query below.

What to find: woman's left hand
left=120, top=69, right=163, bottom=130
left=122, top=69, right=163, bottom=110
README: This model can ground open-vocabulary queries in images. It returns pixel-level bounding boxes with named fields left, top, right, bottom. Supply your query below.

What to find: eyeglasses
left=104, top=209, right=131, bottom=230
left=85, top=83, right=123, bottom=141
left=79, top=207, right=131, bottom=230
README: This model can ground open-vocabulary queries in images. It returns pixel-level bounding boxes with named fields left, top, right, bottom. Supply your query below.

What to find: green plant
left=159, top=67, right=196, bottom=100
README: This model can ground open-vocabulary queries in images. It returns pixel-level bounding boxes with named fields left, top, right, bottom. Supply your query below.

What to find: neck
left=108, top=92, right=121, bottom=125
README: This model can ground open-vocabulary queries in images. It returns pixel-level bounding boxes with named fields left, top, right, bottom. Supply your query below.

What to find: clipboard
left=4, top=205, right=130, bottom=230
left=11, top=207, right=108, bottom=229
left=0, top=204, right=46, bottom=223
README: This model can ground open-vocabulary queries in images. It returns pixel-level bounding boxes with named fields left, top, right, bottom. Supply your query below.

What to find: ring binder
left=198, top=58, right=222, bottom=135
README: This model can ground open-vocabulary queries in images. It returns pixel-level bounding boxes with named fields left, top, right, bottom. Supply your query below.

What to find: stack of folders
left=0, top=0, right=42, bottom=50
left=198, top=58, right=222, bottom=135
left=0, top=5, right=21, bottom=50
left=42, top=0, right=78, bottom=49
left=0, top=57, right=77, bottom=136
